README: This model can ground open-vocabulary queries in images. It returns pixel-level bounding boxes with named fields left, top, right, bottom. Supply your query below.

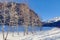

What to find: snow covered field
left=0, top=28, right=60, bottom=40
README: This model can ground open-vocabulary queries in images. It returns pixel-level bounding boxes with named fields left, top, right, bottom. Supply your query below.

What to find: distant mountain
left=43, top=17, right=60, bottom=27
left=47, top=17, right=60, bottom=23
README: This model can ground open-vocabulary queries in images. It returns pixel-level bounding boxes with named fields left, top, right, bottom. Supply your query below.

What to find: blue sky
left=1, top=0, right=60, bottom=21
left=28, top=0, right=60, bottom=21
left=15, top=0, right=60, bottom=21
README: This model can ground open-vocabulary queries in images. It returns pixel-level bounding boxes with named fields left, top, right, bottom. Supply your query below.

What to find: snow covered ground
left=0, top=28, right=60, bottom=40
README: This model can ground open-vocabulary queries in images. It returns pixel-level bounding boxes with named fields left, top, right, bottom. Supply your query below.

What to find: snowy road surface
left=0, top=28, right=60, bottom=40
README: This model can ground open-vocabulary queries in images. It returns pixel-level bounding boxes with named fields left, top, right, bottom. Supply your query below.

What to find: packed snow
left=0, top=28, right=60, bottom=40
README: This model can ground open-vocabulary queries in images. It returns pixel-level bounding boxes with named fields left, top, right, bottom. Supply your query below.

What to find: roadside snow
left=0, top=28, right=60, bottom=40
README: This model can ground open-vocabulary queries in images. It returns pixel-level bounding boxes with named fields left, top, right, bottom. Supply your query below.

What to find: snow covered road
left=0, top=28, right=60, bottom=40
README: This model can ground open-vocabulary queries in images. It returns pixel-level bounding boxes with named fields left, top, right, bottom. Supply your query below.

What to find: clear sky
left=27, top=0, right=60, bottom=21
left=15, top=0, right=60, bottom=21
left=1, top=0, right=60, bottom=21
